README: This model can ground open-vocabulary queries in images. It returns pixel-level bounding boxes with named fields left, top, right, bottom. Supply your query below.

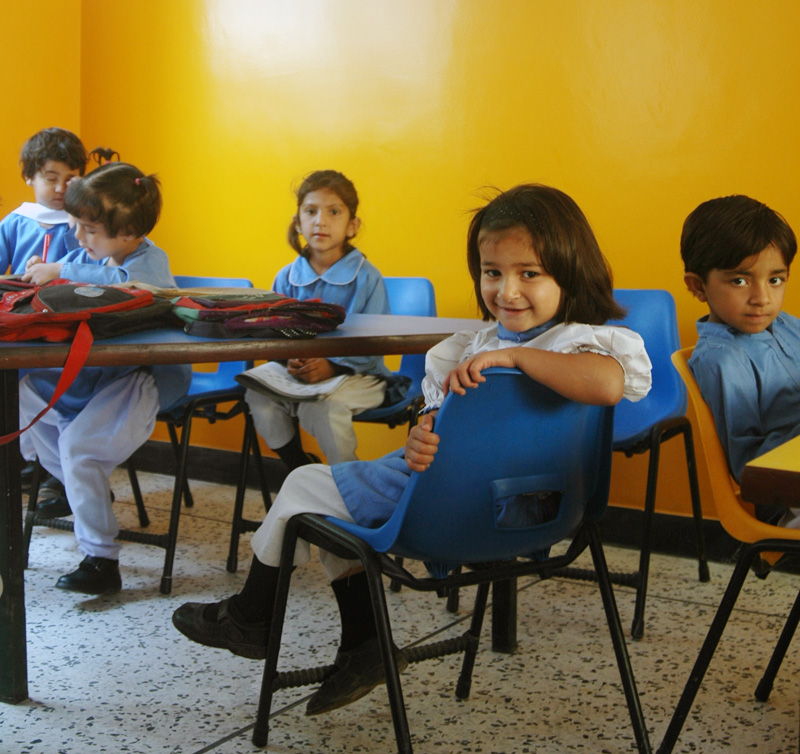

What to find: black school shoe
left=37, top=495, right=73, bottom=519
left=56, top=556, right=121, bottom=594
left=37, top=488, right=116, bottom=520
left=171, top=598, right=268, bottom=660
left=305, top=636, right=408, bottom=716
left=33, top=476, right=70, bottom=518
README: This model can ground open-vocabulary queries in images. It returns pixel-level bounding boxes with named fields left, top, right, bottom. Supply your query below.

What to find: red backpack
left=0, top=279, right=177, bottom=444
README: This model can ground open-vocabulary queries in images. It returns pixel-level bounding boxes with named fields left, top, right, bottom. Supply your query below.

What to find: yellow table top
left=746, top=434, right=800, bottom=474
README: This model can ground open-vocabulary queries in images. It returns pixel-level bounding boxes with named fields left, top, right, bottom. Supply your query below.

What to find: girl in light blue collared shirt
left=243, top=170, right=393, bottom=468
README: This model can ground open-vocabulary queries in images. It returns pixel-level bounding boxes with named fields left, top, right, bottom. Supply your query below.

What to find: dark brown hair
left=20, top=127, right=87, bottom=179
left=65, top=162, right=161, bottom=238
left=287, top=170, right=359, bottom=257
left=681, top=195, right=797, bottom=279
left=467, top=184, right=624, bottom=324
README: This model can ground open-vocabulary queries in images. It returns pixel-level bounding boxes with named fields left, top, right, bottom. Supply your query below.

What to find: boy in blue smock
left=21, top=162, right=191, bottom=594
left=0, top=127, right=88, bottom=273
left=682, top=194, right=800, bottom=538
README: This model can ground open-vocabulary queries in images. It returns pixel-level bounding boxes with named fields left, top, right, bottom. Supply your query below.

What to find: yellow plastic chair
left=659, top=347, right=800, bottom=753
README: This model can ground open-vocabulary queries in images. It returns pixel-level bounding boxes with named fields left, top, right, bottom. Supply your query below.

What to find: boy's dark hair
left=20, top=128, right=88, bottom=179
left=467, top=184, right=624, bottom=325
left=65, top=162, right=161, bottom=238
left=288, top=170, right=359, bottom=257
left=681, top=195, right=797, bottom=279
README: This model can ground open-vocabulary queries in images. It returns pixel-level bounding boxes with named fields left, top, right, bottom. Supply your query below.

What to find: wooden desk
left=0, top=314, right=488, bottom=704
left=740, top=434, right=800, bottom=508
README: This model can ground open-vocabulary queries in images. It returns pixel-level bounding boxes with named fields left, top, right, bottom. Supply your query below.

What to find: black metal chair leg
left=588, top=524, right=652, bottom=754
left=22, top=459, right=43, bottom=568
left=445, top=566, right=462, bottom=613
left=754, top=586, right=800, bottom=702
left=682, top=424, right=710, bottom=582
left=362, top=553, right=414, bottom=754
left=166, top=422, right=194, bottom=508
left=491, top=577, right=517, bottom=654
left=247, top=415, right=272, bottom=513
left=125, top=461, right=150, bottom=527
left=657, top=551, right=754, bottom=754
left=455, top=581, right=489, bottom=699
left=252, top=525, right=296, bottom=748
left=227, top=416, right=256, bottom=573
left=159, top=415, right=195, bottom=595
left=631, top=430, right=661, bottom=640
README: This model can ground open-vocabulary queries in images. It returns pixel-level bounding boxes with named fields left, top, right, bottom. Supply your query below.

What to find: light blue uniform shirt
left=0, top=207, right=84, bottom=274
left=689, top=313, right=800, bottom=482
left=27, top=239, right=191, bottom=415
left=272, top=249, right=391, bottom=378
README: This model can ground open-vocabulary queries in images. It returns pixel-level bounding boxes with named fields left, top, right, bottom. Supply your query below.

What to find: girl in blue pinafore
left=173, top=183, right=652, bottom=716
left=241, top=170, right=393, bottom=468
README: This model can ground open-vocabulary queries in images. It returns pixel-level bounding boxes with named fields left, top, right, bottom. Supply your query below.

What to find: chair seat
left=351, top=388, right=423, bottom=425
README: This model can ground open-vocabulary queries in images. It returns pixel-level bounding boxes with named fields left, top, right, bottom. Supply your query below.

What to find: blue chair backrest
left=173, top=275, right=254, bottom=395
left=332, top=368, right=615, bottom=565
left=383, top=277, right=437, bottom=384
left=611, top=289, right=687, bottom=447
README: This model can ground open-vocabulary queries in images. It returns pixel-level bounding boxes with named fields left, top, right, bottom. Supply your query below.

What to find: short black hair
left=681, top=195, right=797, bottom=279
left=20, top=128, right=87, bottom=179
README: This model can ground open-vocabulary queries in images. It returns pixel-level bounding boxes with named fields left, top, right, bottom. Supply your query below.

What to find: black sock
left=274, top=433, right=314, bottom=472
left=332, top=570, right=377, bottom=651
left=199, top=556, right=280, bottom=625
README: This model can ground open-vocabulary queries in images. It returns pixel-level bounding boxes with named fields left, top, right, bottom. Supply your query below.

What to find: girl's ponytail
left=287, top=220, right=304, bottom=255
left=64, top=162, right=162, bottom=238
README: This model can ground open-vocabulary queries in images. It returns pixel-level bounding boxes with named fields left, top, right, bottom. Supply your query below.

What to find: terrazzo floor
left=2, top=468, right=799, bottom=754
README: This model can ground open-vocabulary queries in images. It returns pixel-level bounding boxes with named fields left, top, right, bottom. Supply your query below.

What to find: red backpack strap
left=0, top=320, right=94, bottom=445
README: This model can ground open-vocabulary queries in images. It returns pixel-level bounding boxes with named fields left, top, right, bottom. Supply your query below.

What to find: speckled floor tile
left=1, top=469, right=798, bottom=753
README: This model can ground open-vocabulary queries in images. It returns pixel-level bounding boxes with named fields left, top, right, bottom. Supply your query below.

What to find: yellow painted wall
left=0, top=1, right=82, bottom=215
left=9, top=0, right=800, bottom=519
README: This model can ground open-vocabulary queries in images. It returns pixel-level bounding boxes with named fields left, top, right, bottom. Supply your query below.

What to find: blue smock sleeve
left=328, top=270, right=390, bottom=375
left=690, top=345, right=779, bottom=481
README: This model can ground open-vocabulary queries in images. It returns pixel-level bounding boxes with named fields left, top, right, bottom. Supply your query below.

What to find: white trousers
left=19, top=370, right=160, bottom=560
left=250, top=463, right=359, bottom=580
left=245, top=373, right=385, bottom=464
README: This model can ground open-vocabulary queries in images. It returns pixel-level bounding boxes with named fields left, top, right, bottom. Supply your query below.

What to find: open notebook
left=235, top=361, right=348, bottom=402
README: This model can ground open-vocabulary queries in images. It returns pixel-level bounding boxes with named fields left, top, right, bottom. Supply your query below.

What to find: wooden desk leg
left=491, top=577, right=518, bottom=654
left=0, top=368, right=27, bottom=703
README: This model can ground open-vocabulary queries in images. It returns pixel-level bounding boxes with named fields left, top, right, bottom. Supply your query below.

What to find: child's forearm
left=446, top=347, right=624, bottom=405
left=511, top=348, right=624, bottom=405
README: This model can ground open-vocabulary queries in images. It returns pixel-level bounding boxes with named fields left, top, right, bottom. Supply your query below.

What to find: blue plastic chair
left=252, top=369, right=651, bottom=754
left=352, top=276, right=437, bottom=429
left=228, top=276, right=438, bottom=573
left=128, top=275, right=271, bottom=593
left=555, top=289, right=710, bottom=639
